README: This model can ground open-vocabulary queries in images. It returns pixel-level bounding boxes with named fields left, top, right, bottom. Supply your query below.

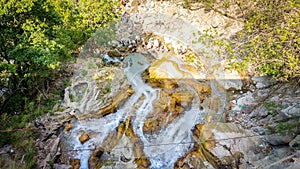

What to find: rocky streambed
left=35, top=1, right=300, bottom=169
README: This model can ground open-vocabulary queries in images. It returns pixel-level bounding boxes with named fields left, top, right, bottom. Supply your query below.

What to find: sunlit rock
left=70, top=159, right=81, bottom=169
left=143, top=54, right=212, bottom=133
left=213, top=65, right=243, bottom=90
left=174, top=147, right=215, bottom=169
left=184, top=80, right=211, bottom=101
left=148, top=55, right=205, bottom=80
left=125, top=119, right=151, bottom=169
left=143, top=87, right=195, bottom=133
left=65, top=123, right=74, bottom=131
left=64, top=67, right=133, bottom=120
left=176, top=123, right=262, bottom=168
left=79, top=133, right=90, bottom=144
left=88, top=119, right=151, bottom=169
left=171, top=91, right=194, bottom=109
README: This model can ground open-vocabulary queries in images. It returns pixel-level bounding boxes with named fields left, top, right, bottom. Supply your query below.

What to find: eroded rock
left=142, top=54, right=212, bottom=133
left=148, top=55, right=205, bottom=80
left=107, top=49, right=122, bottom=58
left=125, top=119, right=151, bottom=169
left=176, top=123, right=262, bottom=168
left=290, top=135, right=300, bottom=149
left=88, top=118, right=151, bottom=169
left=70, top=159, right=81, bottom=169
left=79, top=133, right=90, bottom=144
left=63, top=67, right=133, bottom=120
left=143, top=86, right=195, bottom=133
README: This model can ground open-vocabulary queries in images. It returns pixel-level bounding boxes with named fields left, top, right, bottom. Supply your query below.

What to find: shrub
left=229, top=0, right=300, bottom=81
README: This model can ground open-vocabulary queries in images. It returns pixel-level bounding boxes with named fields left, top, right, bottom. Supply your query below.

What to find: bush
left=229, top=0, right=300, bottom=81
left=183, top=0, right=300, bottom=81
left=0, top=0, right=120, bottom=167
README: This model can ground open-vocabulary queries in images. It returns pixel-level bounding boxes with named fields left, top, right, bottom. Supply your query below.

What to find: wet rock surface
left=87, top=118, right=151, bottom=169
left=143, top=86, right=195, bottom=133
left=79, top=133, right=90, bottom=144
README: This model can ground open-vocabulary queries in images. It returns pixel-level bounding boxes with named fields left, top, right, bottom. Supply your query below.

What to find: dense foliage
left=0, top=0, right=119, bottom=114
left=0, top=0, right=119, bottom=167
left=184, top=0, right=300, bottom=80
left=230, top=0, right=300, bottom=81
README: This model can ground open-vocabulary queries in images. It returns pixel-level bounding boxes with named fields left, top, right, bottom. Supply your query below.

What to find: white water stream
left=63, top=52, right=226, bottom=169
left=61, top=7, right=237, bottom=167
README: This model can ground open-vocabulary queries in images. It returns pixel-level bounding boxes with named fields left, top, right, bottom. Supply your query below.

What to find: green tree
left=0, top=1, right=120, bottom=167
left=0, top=0, right=119, bottom=114
left=0, top=0, right=63, bottom=113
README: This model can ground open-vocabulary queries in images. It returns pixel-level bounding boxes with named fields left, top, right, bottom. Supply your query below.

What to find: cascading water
left=59, top=6, right=239, bottom=168
left=62, top=50, right=225, bottom=168
left=37, top=1, right=284, bottom=168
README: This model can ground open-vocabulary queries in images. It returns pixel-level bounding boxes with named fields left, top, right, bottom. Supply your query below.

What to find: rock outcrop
left=229, top=78, right=300, bottom=168
left=175, top=123, right=262, bottom=169
left=64, top=67, right=133, bottom=120
left=88, top=118, right=151, bottom=169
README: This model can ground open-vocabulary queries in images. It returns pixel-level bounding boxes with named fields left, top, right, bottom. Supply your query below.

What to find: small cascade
left=36, top=1, right=299, bottom=168
left=62, top=50, right=227, bottom=168
left=59, top=4, right=247, bottom=168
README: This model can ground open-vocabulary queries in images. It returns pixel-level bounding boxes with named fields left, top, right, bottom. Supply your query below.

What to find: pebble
left=79, top=133, right=90, bottom=144
left=153, top=39, right=160, bottom=48
left=110, top=40, right=121, bottom=48
left=147, top=42, right=153, bottom=49
left=65, top=123, right=74, bottom=131
left=228, top=109, right=258, bottom=129
left=135, top=35, right=141, bottom=43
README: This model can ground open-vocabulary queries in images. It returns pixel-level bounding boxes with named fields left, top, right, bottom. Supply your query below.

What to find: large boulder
left=63, top=67, right=133, bottom=120
left=148, top=55, right=205, bottom=80
left=265, top=133, right=295, bottom=146
left=143, top=86, right=195, bottom=133
left=176, top=123, right=262, bottom=168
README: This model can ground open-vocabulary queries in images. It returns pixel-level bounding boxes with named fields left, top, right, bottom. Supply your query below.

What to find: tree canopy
left=0, top=0, right=120, bottom=114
